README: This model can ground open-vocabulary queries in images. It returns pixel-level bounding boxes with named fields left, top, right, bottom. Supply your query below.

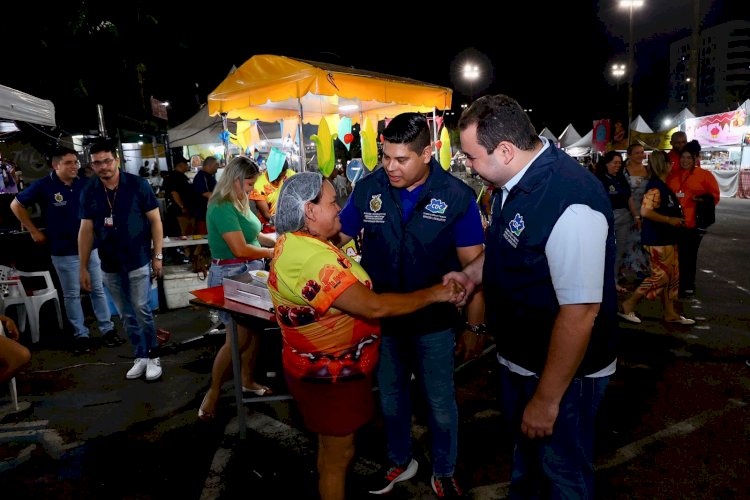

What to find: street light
left=611, top=63, right=626, bottom=90
left=619, top=0, right=644, bottom=141
left=463, top=63, right=480, bottom=102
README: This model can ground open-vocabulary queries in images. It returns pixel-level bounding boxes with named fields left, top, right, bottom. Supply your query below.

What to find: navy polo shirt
left=15, top=172, right=92, bottom=256
left=79, top=171, right=159, bottom=273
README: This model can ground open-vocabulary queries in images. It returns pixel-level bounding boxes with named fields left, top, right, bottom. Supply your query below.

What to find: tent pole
left=432, top=107, right=439, bottom=159
left=298, top=98, right=306, bottom=172
left=221, top=113, right=230, bottom=162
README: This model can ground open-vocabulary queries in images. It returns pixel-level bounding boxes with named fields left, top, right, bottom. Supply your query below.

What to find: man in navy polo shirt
left=446, top=95, right=617, bottom=499
left=338, top=113, right=485, bottom=497
left=11, top=146, right=121, bottom=354
left=78, top=139, right=165, bottom=381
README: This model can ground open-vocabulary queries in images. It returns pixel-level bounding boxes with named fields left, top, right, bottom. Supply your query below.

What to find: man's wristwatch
left=464, top=322, right=487, bottom=335
left=153, top=252, right=163, bottom=260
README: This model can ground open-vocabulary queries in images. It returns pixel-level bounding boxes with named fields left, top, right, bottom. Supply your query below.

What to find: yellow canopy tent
left=207, top=54, right=452, bottom=124
left=207, top=54, right=453, bottom=168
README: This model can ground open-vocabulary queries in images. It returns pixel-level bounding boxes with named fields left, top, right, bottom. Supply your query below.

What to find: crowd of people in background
left=0, top=98, right=730, bottom=500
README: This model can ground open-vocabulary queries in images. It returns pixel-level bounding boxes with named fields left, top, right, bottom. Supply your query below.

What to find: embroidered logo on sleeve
left=503, top=213, right=525, bottom=248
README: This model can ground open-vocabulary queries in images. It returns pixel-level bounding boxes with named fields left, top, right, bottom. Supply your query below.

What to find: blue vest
left=484, top=146, right=617, bottom=375
left=349, top=159, right=478, bottom=335
left=640, top=177, right=682, bottom=246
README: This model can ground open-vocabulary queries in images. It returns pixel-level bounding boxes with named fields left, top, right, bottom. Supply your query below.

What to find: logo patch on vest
left=503, top=213, right=525, bottom=248
left=369, top=194, right=382, bottom=212
left=425, top=198, right=447, bottom=214
left=364, top=194, right=386, bottom=224
left=422, top=198, right=448, bottom=222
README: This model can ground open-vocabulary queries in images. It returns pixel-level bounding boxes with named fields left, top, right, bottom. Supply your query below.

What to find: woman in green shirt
left=199, top=156, right=276, bottom=421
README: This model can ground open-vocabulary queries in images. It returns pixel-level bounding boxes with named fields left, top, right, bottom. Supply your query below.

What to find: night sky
left=3, top=0, right=746, bottom=140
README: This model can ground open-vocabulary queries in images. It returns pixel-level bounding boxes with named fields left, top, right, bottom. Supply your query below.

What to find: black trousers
left=677, top=227, right=705, bottom=292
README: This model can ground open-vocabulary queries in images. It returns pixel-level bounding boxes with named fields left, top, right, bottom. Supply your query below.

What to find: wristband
left=464, top=322, right=487, bottom=335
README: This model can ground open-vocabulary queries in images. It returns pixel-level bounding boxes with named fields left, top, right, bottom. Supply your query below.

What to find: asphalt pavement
left=1, top=198, right=749, bottom=499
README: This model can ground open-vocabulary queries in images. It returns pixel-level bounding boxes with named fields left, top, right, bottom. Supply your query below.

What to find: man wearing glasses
left=11, top=146, right=122, bottom=355
left=78, top=139, right=165, bottom=381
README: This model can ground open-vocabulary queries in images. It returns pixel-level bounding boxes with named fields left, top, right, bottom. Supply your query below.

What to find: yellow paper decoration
left=439, top=126, right=451, bottom=171
left=360, top=117, right=378, bottom=171
left=310, top=118, right=337, bottom=177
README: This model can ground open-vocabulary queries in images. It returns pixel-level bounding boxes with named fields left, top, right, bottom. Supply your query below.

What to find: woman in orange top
left=268, top=172, right=463, bottom=500
left=666, top=140, right=720, bottom=296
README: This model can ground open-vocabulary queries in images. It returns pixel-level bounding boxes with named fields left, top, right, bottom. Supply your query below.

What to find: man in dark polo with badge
left=337, top=113, right=485, bottom=497
left=11, top=146, right=121, bottom=354
left=78, top=139, right=165, bottom=381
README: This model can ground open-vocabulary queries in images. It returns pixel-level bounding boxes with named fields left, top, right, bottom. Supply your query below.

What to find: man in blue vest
left=11, top=146, right=122, bottom=354
left=446, top=95, right=617, bottom=499
left=78, top=139, right=165, bottom=381
left=338, top=113, right=485, bottom=497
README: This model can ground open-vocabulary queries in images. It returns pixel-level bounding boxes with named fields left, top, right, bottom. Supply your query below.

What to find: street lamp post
left=619, top=0, right=644, bottom=142
left=463, top=63, right=480, bottom=102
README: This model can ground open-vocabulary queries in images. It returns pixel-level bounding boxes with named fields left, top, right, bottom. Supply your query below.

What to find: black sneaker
left=102, top=330, right=126, bottom=348
left=431, top=475, right=463, bottom=498
left=368, top=458, right=418, bottom=495
left=73, top=336, right=91, bottom=355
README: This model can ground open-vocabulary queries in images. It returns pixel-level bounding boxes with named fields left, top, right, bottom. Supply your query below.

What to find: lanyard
left=104, top=183, right=118, bottom=216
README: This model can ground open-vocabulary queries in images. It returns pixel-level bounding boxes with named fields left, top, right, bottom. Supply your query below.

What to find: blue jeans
left=499, top=364, right=609, bottom=500
left=102, top=264, right=156, bottom=358
left=207, top=260, right=264, bottom=325
left=377, top=329, right=458, bottom=476
left=51, top=250, right=114, bottom=338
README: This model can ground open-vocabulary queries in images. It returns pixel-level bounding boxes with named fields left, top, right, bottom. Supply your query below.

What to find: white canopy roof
left=660, top=108, right=697, bottom=131
left=539, top=127, right=558, bottom=142
left=558, top=124, right=582, bottom=148
left=0, top=84, right=56, bottom=127
left=565, top=129, right=593, bottom=149
left=630, top=115, right=653, bottom=133
left=167, top=105, right=286, bottom=148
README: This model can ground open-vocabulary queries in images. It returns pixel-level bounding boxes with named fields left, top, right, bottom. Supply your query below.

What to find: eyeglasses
left=61, top=160, right=81, bottom=166
left=91, top=158, right=115, bottom=167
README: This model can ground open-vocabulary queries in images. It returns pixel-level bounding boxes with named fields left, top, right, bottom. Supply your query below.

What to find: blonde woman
left=198, top=156, right=275, bottom=420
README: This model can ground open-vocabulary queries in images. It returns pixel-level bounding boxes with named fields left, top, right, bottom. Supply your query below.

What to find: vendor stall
left=207, top=54, right=453, bottom=170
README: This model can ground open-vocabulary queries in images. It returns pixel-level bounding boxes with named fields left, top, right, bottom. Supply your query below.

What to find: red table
left=190, top=286, right=277, bottom=438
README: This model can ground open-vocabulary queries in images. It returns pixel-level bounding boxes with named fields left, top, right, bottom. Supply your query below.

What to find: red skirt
left=285, top=373, right=375, bottom=437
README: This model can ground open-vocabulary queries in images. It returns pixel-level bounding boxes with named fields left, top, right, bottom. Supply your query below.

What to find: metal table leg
left=229, top=318, right=246, bottom=439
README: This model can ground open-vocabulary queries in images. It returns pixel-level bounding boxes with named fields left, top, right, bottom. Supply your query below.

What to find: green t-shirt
left=206, top=200, right=261, bottom=259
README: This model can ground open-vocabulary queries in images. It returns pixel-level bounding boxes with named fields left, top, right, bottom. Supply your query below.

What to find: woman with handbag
left=666, top=140, right=720, bottom=297
left=618, top=151, right=694, bottom=325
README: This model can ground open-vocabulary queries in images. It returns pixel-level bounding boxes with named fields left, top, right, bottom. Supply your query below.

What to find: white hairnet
left=274, top=172, right=323, bottom=234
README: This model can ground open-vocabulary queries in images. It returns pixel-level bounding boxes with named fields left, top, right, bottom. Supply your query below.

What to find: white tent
left=558, top=124, right=582, bottom=148
left=0, top=84, right=56, bottom=127
left=168, top=105, right=305, bottom=149
left=539, top=127, right=558, bottom=143
left=659, top=108, right=697, bottom=131
left=630, top=115, right=653, bottom=133
left=563, top=129, right=593, bottom=158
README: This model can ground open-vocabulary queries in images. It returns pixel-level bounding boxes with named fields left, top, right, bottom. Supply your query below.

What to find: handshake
left=431, top=278, right=468, bottom=305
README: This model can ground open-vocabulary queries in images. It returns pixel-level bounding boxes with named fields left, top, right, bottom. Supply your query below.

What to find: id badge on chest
left=677, top=191, right=685, bottom=198
left=104, top=215, right=114, bottom=227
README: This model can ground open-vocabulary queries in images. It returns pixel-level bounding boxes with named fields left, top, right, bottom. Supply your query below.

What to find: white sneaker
left=146, top=358, right=162, bottom=381
left=126, top=358, right=148, bottom=379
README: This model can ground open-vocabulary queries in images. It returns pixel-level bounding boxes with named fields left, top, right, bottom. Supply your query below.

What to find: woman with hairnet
left=198, top=156, right=276, bottom=421
left=268, top=172, right=464, bottom=500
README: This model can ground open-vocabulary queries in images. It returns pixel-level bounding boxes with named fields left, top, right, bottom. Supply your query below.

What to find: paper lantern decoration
left=439, top=126, right=452, bottom=171
left=311, top=118, right=337, bottom=177
left=338, top=116, right=353, bottom=151
left=361, top=117, right=379, bottom=171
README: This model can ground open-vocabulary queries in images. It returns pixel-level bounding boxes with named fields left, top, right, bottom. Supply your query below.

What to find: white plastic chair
left=0, top=266, right=63, bottom=344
